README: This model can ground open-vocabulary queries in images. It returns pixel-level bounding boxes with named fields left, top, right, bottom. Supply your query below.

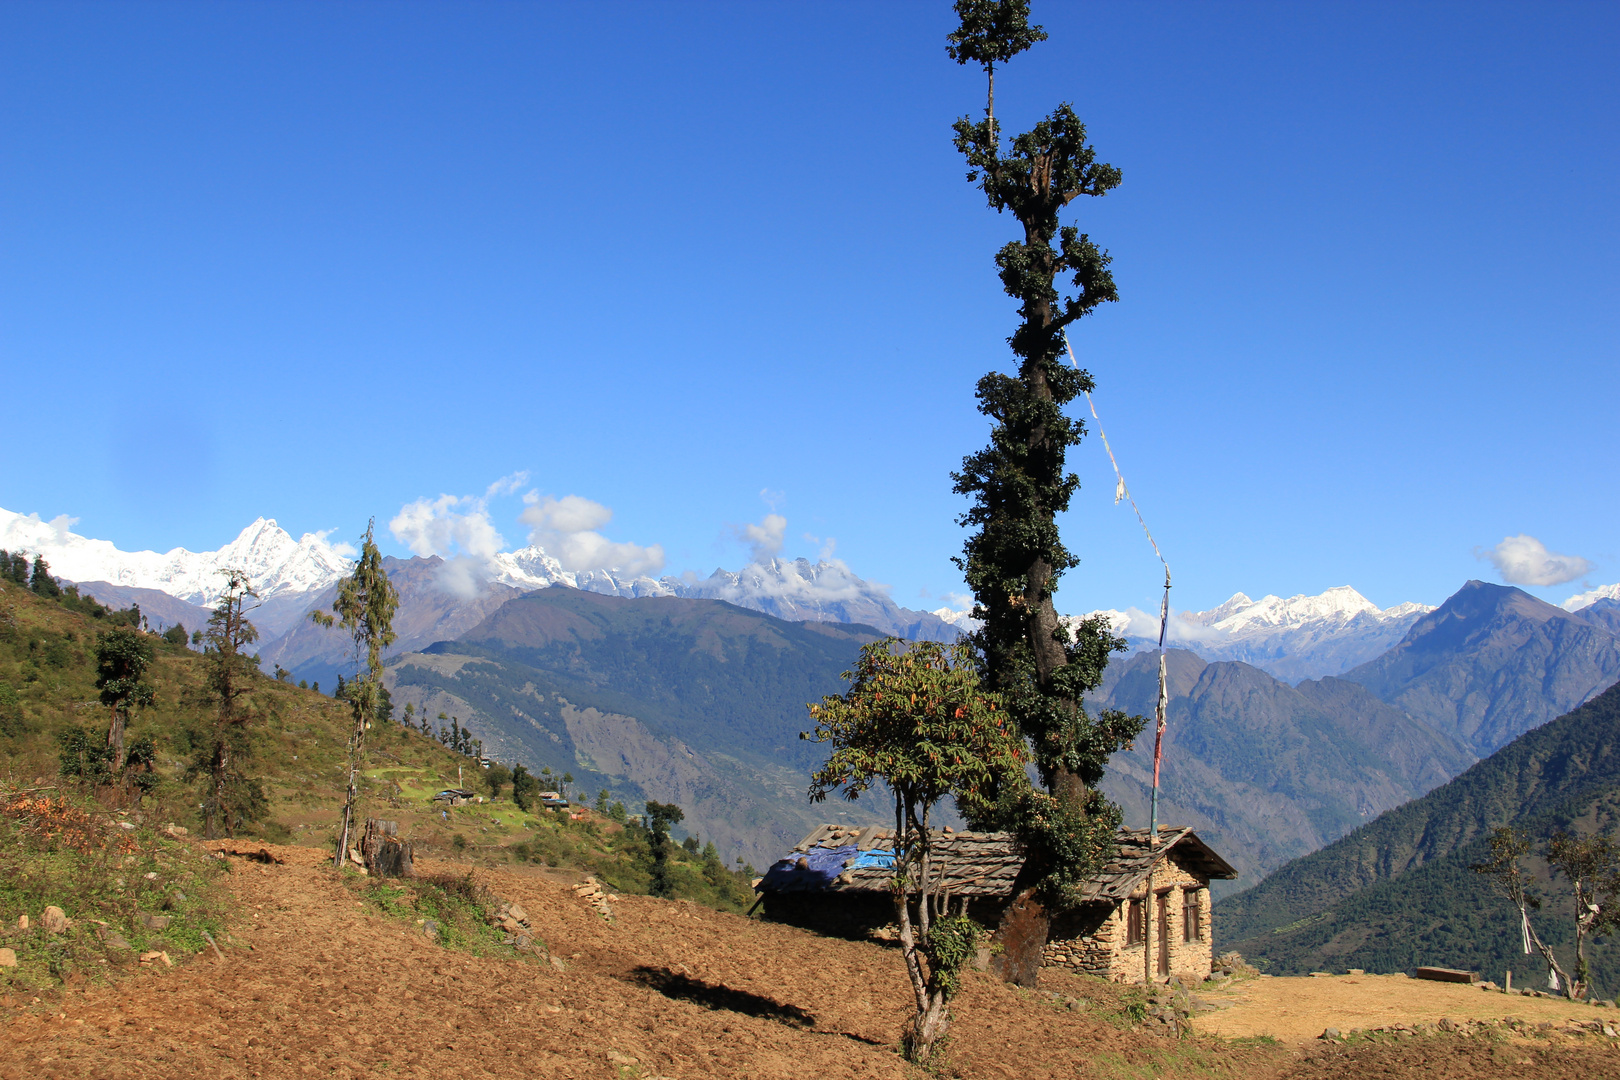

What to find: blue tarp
left=757, top=845, right=901, bottom=891
left=758, top=844, right=859, bottom=892
left=849, top=850, right=896, bottom=870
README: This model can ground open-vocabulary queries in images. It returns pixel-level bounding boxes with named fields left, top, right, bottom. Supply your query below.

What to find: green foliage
left=162, top=623, right=188, bottom=647
left=946, top=0, right=1046, bottom=77
left=356, top=872, right=512, bottom=956
left=30, top=555, right=61, bottom=599
left=192, top=569, right=265, bottom=839
left=510, top=763, right=537, bottom=812
left=95, top=626, right=156, bottom=769
left=923, top=913, right=985, bottom=999
left=645, top=800, right=685, bottom=898
left=484, top=762, right=512, bottom=800
left=57, top=725, right=117, bottom=784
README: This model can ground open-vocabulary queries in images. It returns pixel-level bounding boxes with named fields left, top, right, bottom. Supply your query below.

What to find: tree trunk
left=362, top=818, right=414, bottom=878
left=991, top=887, right=1050, bottom=987
left=106, top=707, right=126, bottom=772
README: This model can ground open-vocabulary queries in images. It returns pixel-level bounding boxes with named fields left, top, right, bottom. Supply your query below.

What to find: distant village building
left=755, top=824, right=1236, bottom=985
left=431, top=788, right=477, bottom=807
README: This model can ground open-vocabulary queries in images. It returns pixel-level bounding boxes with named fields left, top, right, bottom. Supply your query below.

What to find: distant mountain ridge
left=1343, top=581, right=1620, bottom=756
left=0, top=507, right=957, bottom=647
left=1090, top=649, right=1476, bottom=896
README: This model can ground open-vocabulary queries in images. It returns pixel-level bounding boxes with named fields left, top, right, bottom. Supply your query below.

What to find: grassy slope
left=0, top=579, right=755, bottom=919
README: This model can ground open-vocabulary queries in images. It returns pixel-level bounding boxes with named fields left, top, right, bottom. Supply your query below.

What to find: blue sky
left=2, top=1, right=1614, bottom=615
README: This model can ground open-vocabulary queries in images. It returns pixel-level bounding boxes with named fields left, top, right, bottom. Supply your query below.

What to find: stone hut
left=755, top=823, right=1236, bottom=985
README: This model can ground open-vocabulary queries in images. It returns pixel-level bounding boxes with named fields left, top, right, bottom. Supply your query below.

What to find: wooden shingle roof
left=761, top=823, right=1235, bottom=900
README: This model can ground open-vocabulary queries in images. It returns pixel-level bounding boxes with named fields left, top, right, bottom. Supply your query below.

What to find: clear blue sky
left=2, top=1, right=1614, bottom=615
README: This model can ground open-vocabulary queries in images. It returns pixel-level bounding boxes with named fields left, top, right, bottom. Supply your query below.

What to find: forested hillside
left=386, top=587, right=891, bottom=868
left=1218, top=680, right=1620, bottom=995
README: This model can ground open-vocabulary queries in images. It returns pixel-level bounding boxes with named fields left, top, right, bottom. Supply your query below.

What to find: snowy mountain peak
left=0, top=506, right=351, bottom=605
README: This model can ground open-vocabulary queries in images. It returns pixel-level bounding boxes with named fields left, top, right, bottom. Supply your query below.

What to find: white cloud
left=519, top=493, right=664, bottom=575
left=1479, top=534, right=1595, bottom=587
left=389, top=483, right=518, bottom=598
left=308, top=527, right=358, bottom=559
left=734, top=513, right=787, bottom=564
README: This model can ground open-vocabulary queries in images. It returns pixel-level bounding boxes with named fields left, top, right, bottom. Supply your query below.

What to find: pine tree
left=645, top=801, right=686, bottom=898
left=193, top=569, right=266, bottom=839
left=29, top=555, right=61, bottom=598
left=310, top=520, right=399, bottom=868
left=947, top=0, right=1144, bottom=975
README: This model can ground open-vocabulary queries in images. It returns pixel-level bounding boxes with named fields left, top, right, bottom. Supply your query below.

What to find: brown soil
left=1196, top=971, right=1620, bottom=1044
left=2, top=844, right=1616, bottom=1079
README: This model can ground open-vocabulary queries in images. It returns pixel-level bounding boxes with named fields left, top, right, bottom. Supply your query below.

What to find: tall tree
left=1472, top=826, right=1573, bottom=996
left=805, top=638, right=1027, bottom=1062
left=195, top=568, right=266, bottom=838
left=645, top=800, right=686, bottom=899
left=311, top=520, right=399, bottom=869
left=94, top=627, right=155, bottom=771
left=946, top=0, right=1144, bottom=976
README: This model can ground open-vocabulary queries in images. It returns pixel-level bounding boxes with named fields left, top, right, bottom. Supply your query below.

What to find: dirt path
left=1195, top=971, right=1620, bottom=1044
left=2, top=844, right=1617, bottom=1079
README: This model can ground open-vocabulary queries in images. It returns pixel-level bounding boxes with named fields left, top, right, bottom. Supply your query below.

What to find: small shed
left=431, top=788, right=477, bottom=807
left=756, top=824, right=1236, bottom=985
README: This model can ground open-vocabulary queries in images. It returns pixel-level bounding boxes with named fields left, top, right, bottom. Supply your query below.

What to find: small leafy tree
left=310, top=520, right=399, bottom=867
left=646, top=800, right=685, bottom=898
left=1546, top=830, right=1620, bottom=997
left=1472, top=827, right=1570, bottom=995
left=804, top=637, right=1027, bottom=1063
left=484, top=762, right=512, bottom=800
left=192, top=568, right=267, bottom=839
left=94, top=627, right=155, bottom=771
left=510, top=763, right=538, bottom=812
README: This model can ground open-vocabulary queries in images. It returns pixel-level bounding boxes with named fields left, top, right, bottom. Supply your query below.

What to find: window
left=1125, top=898, right=1145, bottom=945
left=1184, top=888, right=1203, bottom=942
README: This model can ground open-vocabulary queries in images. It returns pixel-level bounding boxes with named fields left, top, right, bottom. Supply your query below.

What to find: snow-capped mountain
left=1564, top=583, right=1620, bottom=612
left=0, top=508, right=350, bottom=605
left=1094, top=586, right=1434, bottom=683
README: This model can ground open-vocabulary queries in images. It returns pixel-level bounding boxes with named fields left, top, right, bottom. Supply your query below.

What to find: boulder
left=0, top=948, right=15, bottom=968
left=140, top=914, right=172, bottom=931
left=40, top=906, right=68, bottom=934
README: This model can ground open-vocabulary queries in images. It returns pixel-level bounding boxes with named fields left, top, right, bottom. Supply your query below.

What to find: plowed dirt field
left=2, top=843, right=1616, bottom=1079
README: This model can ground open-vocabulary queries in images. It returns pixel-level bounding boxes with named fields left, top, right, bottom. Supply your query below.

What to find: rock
left=513, top=933, right=533, bottom=950
left=117, top=821, right=135, bottom=830
left=40, top=907, right=68, bottom=934
left=1437, top=1017, right=1456, bottom=1032
left=138, top=951, right=172, bottom=967
left=1604, top=1025, right=1617, bottom=1038
left=550, top=955, right=567, bottom=972
left=606, top=1051, right=638, bottom=1067
left=1320, top=1028, right=1341, bottom=1040
left=171, top=892, right=187, bottom=903
left=0, top=948, right=15, bottom=968
left=102, top=931, right=132, bottom=950
left=144, top=872, right=158, bottom=881
left=1480, top=981, right=1498, bottom=991
left=162, top=824, right=188, bottom=838
left=422, top=919, right=440, bottom=939
left=140, top=914, right=172, bottom=931
left=16, top=915, right=26, bottom=931
left=506, top=903, right=527, bottom=923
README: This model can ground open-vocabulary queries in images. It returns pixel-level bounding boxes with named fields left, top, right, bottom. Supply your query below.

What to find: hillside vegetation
left=1219, top=680, right=1620, bottom=996
left=0, top=576, right=756, bottom=933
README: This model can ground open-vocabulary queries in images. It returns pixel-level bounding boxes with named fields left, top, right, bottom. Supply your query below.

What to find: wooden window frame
left=1125, top=897, right=1145, bottom=945
left=1183, top=887, right=1204, bottom=942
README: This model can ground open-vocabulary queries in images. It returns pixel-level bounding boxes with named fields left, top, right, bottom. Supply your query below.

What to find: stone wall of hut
left=1041, top=855, right=1213, bottom=984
